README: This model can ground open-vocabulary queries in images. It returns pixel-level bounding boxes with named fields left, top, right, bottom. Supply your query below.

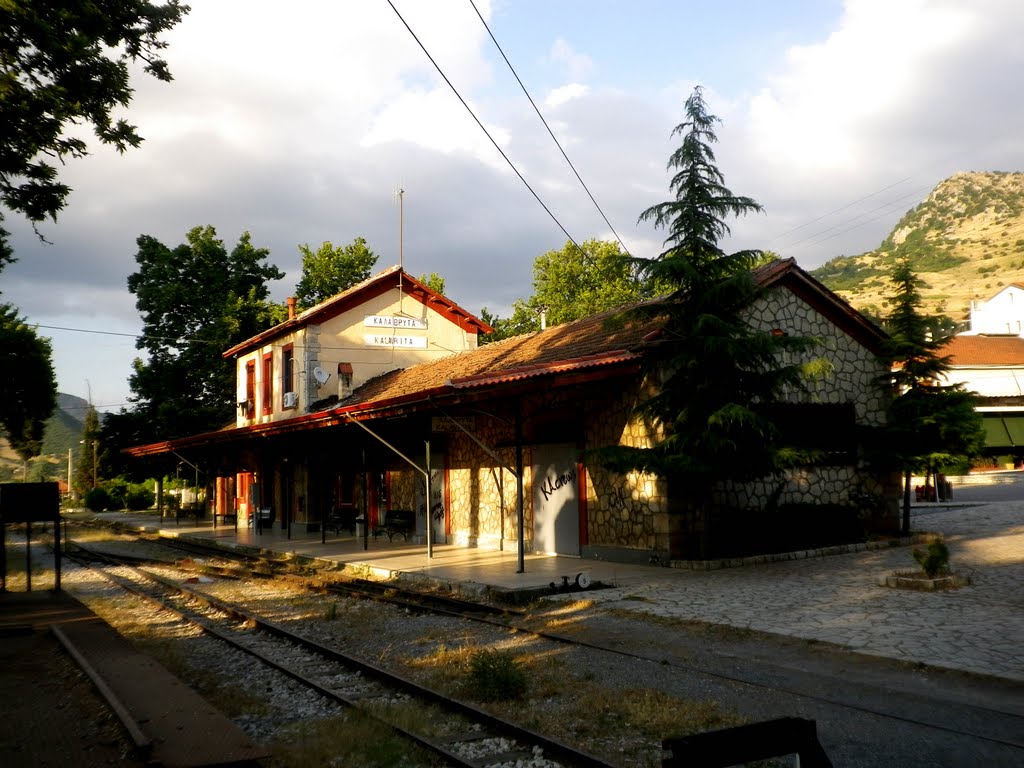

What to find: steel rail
left=64, top=542, right=621, bottom=768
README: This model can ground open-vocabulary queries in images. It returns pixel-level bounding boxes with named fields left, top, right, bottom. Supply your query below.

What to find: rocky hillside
left=812, top=171, right=1024, bottom=323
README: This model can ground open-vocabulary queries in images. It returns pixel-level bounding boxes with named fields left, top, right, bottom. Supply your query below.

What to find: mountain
left=811, top=171, right=1024, bottom=322
left=0, top=393, right=90, bottom=482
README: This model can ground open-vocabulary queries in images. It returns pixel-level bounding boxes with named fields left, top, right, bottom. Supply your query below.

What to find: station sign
left=364, top=314, right=427, bottom=330
left=364, top=334, right=428, bottom=349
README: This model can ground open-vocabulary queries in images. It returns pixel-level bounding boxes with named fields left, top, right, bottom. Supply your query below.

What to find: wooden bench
left=326, top=506, right=359, bottom=536
left=176, top=500, right=205, bottom=523
left=373, top=509, right=415, bottom=541
left=662, top=717, right=832, bottom=767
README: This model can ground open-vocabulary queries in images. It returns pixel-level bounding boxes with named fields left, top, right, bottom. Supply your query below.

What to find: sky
left=5, top=0, right=1024, bottom=413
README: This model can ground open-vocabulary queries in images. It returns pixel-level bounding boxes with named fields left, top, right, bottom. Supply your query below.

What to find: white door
left=532, top=443, right=580, bottom=556
left=415, top=457, right=446, bottom=545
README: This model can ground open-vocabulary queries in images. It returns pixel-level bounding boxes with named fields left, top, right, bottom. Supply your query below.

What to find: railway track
left=57, top=523, right=1024, bottom=766
left=64, top=541, right=619, bottom=768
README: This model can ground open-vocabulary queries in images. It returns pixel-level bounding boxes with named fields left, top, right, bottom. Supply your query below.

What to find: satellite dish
left=312, top=366, right=330, bottom=386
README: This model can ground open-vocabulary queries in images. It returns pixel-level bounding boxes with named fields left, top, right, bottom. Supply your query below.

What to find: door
left=532, top=443, right=580, bottom=556
left=415, top=455, right=446, bottom=545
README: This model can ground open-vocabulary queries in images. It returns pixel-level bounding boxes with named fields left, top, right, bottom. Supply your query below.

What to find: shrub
left=913, top=536, right=950, bottom=578
left=84, top=487, right=112, bottom=512
left=465, top=649, right=528, bottom=701
left=104, top=479, right=129, bottom=509
left=125, top=487, right=155, bottom=511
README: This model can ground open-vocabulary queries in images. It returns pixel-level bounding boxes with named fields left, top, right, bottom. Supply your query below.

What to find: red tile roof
left=938, top=335, right=1024, bottom=366
left=335, top=305, right=657, bottom=409
left=126, top=259, right=887, bottom=455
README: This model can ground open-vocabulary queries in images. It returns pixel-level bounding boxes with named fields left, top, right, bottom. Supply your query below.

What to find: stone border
left=669, top=536, right=917, bottom=571
left=879, top=571, right=971, bottom=591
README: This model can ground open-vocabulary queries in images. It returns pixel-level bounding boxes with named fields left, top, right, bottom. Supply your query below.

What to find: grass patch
left=361, top=699, right=463, bottom=740
left=466, top=648, right=528, bottom=701
left=263, top=712, right=439, bottom=768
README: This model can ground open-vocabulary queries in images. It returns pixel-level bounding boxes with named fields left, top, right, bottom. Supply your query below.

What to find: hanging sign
left=431, top=415, right=476, bottom=433
left=364, top=314, right=427, bottom=330
left=364, top=334, right=428, bottom=349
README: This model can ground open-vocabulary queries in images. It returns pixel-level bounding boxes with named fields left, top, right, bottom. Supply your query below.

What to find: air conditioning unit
left=283, top=391, right=299, bottom=408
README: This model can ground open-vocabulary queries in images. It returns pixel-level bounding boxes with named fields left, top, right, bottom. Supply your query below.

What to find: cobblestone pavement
left=556, top=501, right=1024, bottom=682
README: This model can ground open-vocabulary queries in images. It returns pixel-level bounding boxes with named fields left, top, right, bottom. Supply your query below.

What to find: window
left=262, top=352, right=273, bottom=415
left=763, top=403, right=856, bottom=463
left=282, top=343, right=296, bottom=408
left=244, top=360, right=255, bottom=419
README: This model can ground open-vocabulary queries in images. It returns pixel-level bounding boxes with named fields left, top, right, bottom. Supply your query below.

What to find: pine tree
left=74, top=406, right=101, bottom=498
left=601, top=87, right=821, bottom=557
left=878, top=259, right=984, bottom=533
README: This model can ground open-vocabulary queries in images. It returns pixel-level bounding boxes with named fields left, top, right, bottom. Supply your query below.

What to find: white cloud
left=547, top=38, right=594, bottom=83
left=544, top=83, right=589, bottom=109
left=9, top=0, right=1024, bottom=407
left=746, top=0, right=974, bottom=176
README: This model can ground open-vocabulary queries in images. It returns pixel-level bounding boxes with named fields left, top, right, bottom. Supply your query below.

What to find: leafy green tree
left=0, top=303, right=57, bottom=460
left=73, top=406, right=101, bottom=497
left=0, top=1, right=188, bottom=253
left=877, top=259, right=984, bottom=533
left=480, top=239, right=665, bottom=344
left=417, top=272, right=446, bottom=295
left=479, top=303, right=539, bottom=344
left=294, top=238, right=378, bottom=308
left=125, top=225, right=283, bottom=442
left=600, top=87, right=821, bottom=557
left=533, top=239, right=667, bottom=324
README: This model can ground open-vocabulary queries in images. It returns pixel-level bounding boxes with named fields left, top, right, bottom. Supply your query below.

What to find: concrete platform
left=0, top=590, right=268, bottom=767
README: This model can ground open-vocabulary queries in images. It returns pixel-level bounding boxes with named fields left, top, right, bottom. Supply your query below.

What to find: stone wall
left=446, top=415, right=533, bottom=550
left=582, top=377, right=670, bottom=556
left=743, top=289, right=888, bottom=426
left=390, top=284, right=893, bottom=559
left=730, top=287, right=891, bottom=508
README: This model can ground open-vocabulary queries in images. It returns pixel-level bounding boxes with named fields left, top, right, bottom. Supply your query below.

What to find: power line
left=781, top=184, right=934, bottom=251
left=468, top=0, right=631, bottom=257
left=33, top=322, right=458, bottom=356
left=769, top=175, right=915, bottom=243
left=33, top=323, right=221, bottom=346
left=383, top=0, right=585, bottom=256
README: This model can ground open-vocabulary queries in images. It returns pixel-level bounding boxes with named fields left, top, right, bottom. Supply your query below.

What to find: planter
left=879, top=570, right=971, bottom=591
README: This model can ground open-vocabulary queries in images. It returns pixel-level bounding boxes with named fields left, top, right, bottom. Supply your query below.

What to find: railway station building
left=126, top=260, right=898, bottom=564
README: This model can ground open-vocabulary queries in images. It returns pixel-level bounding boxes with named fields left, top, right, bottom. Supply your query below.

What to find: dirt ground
left=0, top=629, right=147, bottom=768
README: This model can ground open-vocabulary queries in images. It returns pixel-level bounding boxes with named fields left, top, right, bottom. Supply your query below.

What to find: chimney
left=338, top=362, right=354, bottom=399
left=286, top=296, right=296, bottom=320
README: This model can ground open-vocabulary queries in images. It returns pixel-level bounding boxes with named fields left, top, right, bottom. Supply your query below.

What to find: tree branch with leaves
left=0, top=1, right=189, bottom=250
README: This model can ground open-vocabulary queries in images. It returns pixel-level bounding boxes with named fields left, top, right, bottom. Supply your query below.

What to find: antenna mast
left=398, top=186, right=404, bottom=272
left=395, top=186, right=405, bottom=310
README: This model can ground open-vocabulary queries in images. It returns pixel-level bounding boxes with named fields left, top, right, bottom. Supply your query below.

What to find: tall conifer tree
left=878, top=259, right=984, bottom=532
left=602, top=87, right=821, bottom=557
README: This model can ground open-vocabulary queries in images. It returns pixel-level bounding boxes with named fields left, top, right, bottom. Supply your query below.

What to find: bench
left=373, top=509, right=415, bottom=541
left=662, top=717, right=832, bottom=767
left=250, top=508, right=273, bottom=531
left=176, top=500, right=206, bottom=523
left=327, top=506, right=359, bottom=536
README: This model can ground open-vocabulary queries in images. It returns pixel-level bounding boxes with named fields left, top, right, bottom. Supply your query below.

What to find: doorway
left=532, top=443, right=580, bottom=556
left=415, top=456, right=446, bottom=544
